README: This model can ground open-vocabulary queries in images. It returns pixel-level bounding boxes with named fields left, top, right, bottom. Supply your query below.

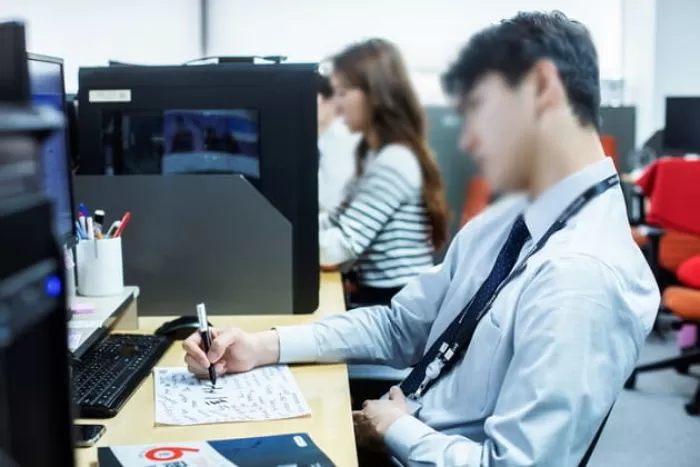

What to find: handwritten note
left=153, top=366, right=311, bottom=426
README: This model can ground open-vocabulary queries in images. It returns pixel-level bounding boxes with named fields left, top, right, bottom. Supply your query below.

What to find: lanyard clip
left=410, top=357, right=445, bottom=400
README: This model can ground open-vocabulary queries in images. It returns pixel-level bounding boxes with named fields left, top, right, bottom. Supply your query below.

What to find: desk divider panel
left=74, top=175, right=293, bottom=316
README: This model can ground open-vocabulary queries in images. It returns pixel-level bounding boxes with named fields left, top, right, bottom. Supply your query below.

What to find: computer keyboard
left=72, top=333, right=171, bottom=418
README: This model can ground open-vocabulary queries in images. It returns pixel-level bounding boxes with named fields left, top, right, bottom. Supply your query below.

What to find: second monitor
left=27, top=53, right=75, bottom=246
left=76, top=62, right=319, bottom=315
left=664, top=96, right=700, bottom=155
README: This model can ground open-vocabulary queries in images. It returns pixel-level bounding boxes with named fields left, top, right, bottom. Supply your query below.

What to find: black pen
left=196, top=303, right=217, bottom=387
left=93, top=209, right=105, bottom=234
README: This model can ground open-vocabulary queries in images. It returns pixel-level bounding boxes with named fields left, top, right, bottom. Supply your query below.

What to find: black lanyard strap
left=405, top=174, right=619, bottom=400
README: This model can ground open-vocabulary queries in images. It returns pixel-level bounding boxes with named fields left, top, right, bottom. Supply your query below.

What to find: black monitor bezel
left=663, top=96, right=700, bottom=155
left=26, top=52, right=77, bottom=247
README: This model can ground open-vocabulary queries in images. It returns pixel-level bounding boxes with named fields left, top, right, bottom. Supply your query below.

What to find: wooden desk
left=74, top=273, right=357, bottom=467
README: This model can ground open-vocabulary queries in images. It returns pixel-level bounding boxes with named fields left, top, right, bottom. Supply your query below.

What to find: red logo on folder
left=144, top=446, right=200, bottom=461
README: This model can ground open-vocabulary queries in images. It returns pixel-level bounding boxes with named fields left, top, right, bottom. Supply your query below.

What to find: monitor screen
left=102, top=109, right=260, bottom=178
left=664, top=97, right=700, bottom=154
left=27, top=55, right=74, bottom=241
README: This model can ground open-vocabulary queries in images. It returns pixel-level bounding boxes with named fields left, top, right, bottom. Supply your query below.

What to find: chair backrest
left=636, top=158, right=700, bottom=236
left=600, top=134, right=619, bottom=171
left=460, top=176, right=490, bottom=228
left=659, top=230, right=700, bottom=272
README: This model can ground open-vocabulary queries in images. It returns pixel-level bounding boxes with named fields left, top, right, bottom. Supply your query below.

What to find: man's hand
left=353, top=410, right=385, bottom=452
left=182, top=328, right=280, bottom=378
left=361, top=386, right=410, bottom=436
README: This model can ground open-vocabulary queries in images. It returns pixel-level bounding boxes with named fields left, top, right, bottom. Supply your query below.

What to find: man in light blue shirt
left=184, top=11, right=659, bottom=466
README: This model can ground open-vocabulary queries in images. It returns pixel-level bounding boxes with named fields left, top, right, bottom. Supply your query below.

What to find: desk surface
left=74, top=274, right=357, bottom=467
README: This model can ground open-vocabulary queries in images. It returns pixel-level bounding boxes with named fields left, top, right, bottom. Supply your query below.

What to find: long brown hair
left=332, top=38, right=449, bottom=249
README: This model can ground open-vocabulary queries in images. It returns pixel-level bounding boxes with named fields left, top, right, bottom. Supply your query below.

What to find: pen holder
left=65, top=265, right=77, bottom=297
left=76, top=237, right=124, bottom=297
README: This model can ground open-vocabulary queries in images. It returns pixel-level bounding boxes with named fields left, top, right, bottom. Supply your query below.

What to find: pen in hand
left=196, top=303, right=217, bottom=388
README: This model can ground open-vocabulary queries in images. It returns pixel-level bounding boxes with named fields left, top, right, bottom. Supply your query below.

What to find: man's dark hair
left=316, top=73, right=334, bottom=99
left=443, top=11, right=601, bottom=130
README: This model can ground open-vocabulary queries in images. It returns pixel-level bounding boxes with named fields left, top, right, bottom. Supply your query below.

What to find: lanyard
left=411, top=174, right=620, bottom=399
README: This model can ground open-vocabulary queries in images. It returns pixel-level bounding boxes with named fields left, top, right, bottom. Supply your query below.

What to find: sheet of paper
left=153, top=366, right=311, bottom=426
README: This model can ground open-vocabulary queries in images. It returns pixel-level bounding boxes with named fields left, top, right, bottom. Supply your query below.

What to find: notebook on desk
left=97, top=432, right=335, bottom=466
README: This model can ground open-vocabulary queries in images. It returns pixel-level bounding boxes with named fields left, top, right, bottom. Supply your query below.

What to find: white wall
left=0, top=0, right=202, bottom=92
left=621, top=0, right=657, bottom=146
left=621, top=0, right=700, bottom=146
left=653, top=0, right=700, bottom=130
left=208, top=0, right=624, bottom=103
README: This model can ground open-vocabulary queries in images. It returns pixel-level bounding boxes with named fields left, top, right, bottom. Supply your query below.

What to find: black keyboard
left=72, top=334, right=171, bottom=418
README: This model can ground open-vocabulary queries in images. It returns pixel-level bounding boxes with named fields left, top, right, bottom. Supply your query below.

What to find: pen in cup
left=112, top=212, right=131, bottom=238
left=93, top=209, right=105, bottom=234
left=78, top=213, right=87, bottom=236
left=75, top=220, right=87, bottom=239
left=78, top=203, right=89, bottom=218
left=196, top=303, right=217, bottom=388
left=86, top=217, right=95, bottom=240
left=106, top=221, right=121, bottom=238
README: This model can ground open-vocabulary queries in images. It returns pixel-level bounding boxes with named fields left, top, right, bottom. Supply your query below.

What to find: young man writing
left=184, top=11, right=659, bottom=466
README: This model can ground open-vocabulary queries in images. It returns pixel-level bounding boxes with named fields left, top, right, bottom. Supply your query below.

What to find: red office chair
left=600, top=134, right=620, bottom=171
left=625, top=233, right=700, bottom=415
left=624, top=158, right=700, bottom=415
left=460, top=175, right=490, bottom=228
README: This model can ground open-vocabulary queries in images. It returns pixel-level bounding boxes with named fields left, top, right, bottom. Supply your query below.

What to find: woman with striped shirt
left=320, top=39, right=450, bottom=308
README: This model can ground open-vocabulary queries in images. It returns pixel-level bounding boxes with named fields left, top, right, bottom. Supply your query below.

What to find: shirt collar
left=524, top=157, right=617, bottom=243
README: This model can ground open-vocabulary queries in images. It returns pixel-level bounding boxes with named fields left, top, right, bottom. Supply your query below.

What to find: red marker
left=113, top=211, right=131, bottom=238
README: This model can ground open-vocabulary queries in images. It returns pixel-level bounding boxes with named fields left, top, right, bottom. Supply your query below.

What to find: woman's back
left=321, top=38, right=449, bottom=306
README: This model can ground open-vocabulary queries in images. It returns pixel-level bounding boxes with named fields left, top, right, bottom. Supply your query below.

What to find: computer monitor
left=0, top=20, right=75, bottom=467
left=77, top=63, right=319, bottom=315
left=27, top=53, right=75, bottom=245
left=663, top=97, right=700, bottom=154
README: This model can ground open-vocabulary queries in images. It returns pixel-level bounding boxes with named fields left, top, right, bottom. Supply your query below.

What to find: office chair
left=460, top=175, right=490, bottom=228
left=624, top=231, right=700, bottom=415
left=600, top=134, right=620, bottom=171
left=628, top=158, right=700, bottom=334
left=624, top=158, right=700, bottom=415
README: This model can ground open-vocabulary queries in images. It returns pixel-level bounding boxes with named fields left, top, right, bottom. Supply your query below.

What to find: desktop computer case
left=75, top=64, right=320, bottom=316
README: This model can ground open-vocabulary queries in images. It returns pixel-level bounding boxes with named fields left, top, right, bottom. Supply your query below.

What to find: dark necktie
left=400, top=214, right=531, bottom=397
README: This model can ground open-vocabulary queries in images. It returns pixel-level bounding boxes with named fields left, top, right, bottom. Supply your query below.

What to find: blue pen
left=75, top=220, right=87, bottom=239
left=78, top=203, right=89, bottom=218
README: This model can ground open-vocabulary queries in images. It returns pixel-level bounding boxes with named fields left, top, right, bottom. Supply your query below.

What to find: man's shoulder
left=523, top=246, right=659, bottom=338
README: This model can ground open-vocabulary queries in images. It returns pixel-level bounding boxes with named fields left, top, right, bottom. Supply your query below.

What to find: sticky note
left=71, top=303, right=95, bottom=315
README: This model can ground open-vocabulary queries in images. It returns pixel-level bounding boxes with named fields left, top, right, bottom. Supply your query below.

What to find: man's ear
left=531, top=59, right=564, bottom=116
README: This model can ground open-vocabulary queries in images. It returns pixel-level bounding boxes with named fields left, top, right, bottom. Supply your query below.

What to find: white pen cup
left=76, top=237, right=124, bottom=297
left=65, top=265, right=77, bottom=297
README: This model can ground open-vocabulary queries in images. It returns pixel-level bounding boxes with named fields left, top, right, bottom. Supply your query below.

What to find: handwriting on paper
left=153, top=366, right=311, bottom=426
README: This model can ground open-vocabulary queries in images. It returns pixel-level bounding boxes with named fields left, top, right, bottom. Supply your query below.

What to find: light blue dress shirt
left=276, top=158, right=660, bottom=466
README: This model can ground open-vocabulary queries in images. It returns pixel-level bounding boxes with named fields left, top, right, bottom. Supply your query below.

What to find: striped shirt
left=320, top=144, right=435, bottom=288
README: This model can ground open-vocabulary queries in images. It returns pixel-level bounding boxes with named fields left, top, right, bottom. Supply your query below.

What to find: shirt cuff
left=383, top=415, right=436, bottom=462
left=319, top=226, right=356, bottom=266
left=275, top=325, right=318, bottom=363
